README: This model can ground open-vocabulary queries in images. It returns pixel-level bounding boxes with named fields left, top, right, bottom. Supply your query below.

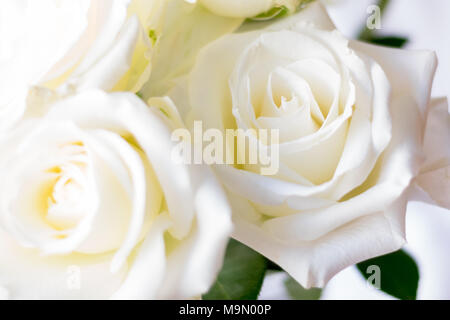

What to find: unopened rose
left=0, top=0, right=166, bottom=131
left=188, top=0, right=300, bottom=18
left=0, top=90, right=231, bottom=299
left=174, top=3, right=442, bottom=288
left=142, top=0, right=243, bottom=97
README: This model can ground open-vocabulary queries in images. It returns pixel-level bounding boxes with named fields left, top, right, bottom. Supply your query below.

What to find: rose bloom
left=171, top=2, right=447, bottom=288
left=0, top=0, right=165, bottom=131
left=0, top=90, right=231, bottom=299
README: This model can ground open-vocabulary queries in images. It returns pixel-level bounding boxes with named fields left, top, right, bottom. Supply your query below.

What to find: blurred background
left=259, top=0, right=450, bottom=300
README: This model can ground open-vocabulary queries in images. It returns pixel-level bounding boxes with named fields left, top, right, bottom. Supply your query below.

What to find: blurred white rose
left=0, top=90, right=232, bottom=299
left=174, top=2, right=443, bottom=288
left=0, top=0, right=167, bottom=131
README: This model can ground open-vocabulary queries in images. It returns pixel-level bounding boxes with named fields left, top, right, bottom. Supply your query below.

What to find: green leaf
left=285, top=276, right=322, bottom=300
left=203, top=239, right=267, bottom=300
left=357, top=250, right=419, bottom=300
left=366, top=36, right=409, bottom=48
left=266, top=258, right=283, bottom=271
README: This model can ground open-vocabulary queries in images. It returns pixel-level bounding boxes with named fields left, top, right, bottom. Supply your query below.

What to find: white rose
left=188, top=0, right=300, bottom=18
left=0, top=90, right=232, bottom=299
left=175, top=3, right=444, bottom=288
left=0, top=0, right=166, bottom=131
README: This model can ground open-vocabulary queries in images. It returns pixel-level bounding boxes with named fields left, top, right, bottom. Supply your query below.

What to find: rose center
left=43, top=142, right=90, bottom=230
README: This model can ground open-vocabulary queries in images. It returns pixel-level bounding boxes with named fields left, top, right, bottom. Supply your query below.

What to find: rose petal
left=415, top=97, right=450, bottom=209
left=231, top=190, right=406, bottom=288
left=0, top=228, right=126, bottom=299
left=111, top=213, right=172, bottom=300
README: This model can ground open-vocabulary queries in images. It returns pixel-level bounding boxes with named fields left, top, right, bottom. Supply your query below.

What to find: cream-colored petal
left=351, top=42, right=437, bottom=117
left=0, top=228, right=126, bottom=299
left=199, top=0, right=274, bottom=18
left=111, top=213, right=172, bottom=300
left=67, top=0, right=130, bottom=77
left=42, top=0, right=130, bottom=84
left=157, top=165, right=232, bottom=299
left=416, top=98, right=450, bottom=209
left=231, top=191, right=406, bottom=288
left=186, top=31, right=258, bottom=131
left=66, top=16, right=145, bottom=91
